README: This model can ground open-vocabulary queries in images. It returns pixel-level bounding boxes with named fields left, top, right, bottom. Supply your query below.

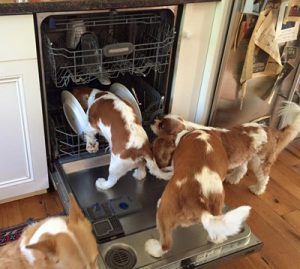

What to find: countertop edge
left=0, top=0, right=221, bottom=16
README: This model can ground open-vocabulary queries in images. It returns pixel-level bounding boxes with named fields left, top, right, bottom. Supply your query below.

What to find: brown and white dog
left=72, top=87, right=172, bottom=190
left=151, top=134, right=176, bottom=170
left=145, top=129, right=251, bottom=257
left=0, top=195, right=99, bottom=269
left=151, top=102, right=300, bottom=195
left=72, top=86, right=94, bottom=112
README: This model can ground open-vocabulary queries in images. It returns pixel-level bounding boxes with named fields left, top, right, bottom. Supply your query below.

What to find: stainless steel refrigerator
left=208, top=0, right=300, bottom=129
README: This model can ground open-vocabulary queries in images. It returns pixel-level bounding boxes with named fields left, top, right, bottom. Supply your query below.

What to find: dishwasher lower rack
left=49, top=108, right=109, bottom=160
left=42, top=12, right=175, bottom=88
left=48, top=77, right=164, bottom=160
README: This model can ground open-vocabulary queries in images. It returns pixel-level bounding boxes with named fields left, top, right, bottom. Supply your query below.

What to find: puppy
left=145, top=129, right=250, bottom=258
left=72, top=87, right=172, bottom=190
left=0, top=195, right=99, bottom=269
left=151, top=102, right=300, bottom=195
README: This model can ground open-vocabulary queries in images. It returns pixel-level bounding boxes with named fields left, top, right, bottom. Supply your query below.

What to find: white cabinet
left=0, top=15, right=48, bottom=203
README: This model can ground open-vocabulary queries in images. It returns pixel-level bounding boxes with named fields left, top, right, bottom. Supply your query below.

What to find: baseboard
left=0, top=189, right=47, bottom=204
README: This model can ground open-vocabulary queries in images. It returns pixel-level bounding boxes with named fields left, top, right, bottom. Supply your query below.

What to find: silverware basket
left=43, top=12, right=175, bottom=88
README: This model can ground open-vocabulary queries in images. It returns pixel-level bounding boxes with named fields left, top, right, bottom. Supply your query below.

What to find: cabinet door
left=0, top=15, right=37, bottom=62
left=0, top=60, right=48, bottom=202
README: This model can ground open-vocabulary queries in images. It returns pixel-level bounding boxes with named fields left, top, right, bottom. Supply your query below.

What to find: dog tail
left=276, top=101, right=300, bottom=153
left=201, top=206, right=251, bottom=243
left=142, top=146, right=173, bottom=180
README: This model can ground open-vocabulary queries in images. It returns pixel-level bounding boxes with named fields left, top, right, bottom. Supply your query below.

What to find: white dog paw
left=86, top=141, right=99, bottom=153
left=249, top=184, right=265, bottom=195
left=145, top=239, right=166, bottom=258
left=133, top=168, right=146, bottom=180
left=225, top=176, right=240, bottom=185
left=208, top=235, right=227, bottom=244
left=95, top=178, right=112, bottom=191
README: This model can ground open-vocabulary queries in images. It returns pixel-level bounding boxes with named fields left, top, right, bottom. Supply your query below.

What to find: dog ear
left=26, top=237, right=59, bottom=263
left=68, top=193, right=85, bottom=224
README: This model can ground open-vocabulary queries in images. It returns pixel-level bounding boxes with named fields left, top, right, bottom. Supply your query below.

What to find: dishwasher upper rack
left=43, top=13, right=176, bottom=88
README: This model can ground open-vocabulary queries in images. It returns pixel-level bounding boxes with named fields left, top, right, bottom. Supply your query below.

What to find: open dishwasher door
left=50, top=154, right=262, bottom=269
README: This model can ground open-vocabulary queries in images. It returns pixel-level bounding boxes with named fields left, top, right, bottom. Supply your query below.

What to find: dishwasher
left=35, top=6, right=262, bottom=269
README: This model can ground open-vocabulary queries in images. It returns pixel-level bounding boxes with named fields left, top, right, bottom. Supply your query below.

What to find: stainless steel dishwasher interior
left=60, top=154, right=167, bottom=236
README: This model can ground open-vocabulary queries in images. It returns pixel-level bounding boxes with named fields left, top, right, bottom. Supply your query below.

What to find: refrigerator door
left=208, top=1, right=300, bottom=128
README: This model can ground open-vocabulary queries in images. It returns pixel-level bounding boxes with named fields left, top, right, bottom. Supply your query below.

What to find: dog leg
left=145, top=217, right=172, bottom=258
left=225, top=162, right=248, bottom=184
left=145, top=238, right=166, bottom=258
left=85, top=125, right=99, bottom=153
left=249, top=177, right=269, bottom=195
left=248, top=157, right=270, bottom=195
left=132, top=161, right=146, bottom=180
left=95, top=154, right=135, bottom=190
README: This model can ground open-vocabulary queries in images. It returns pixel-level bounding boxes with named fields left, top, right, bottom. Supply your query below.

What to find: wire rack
left=48, top=77, right=164, bottom=159
left=44, top=13, right=175, bottom=88
left=49, top=107, right=109, bottom=159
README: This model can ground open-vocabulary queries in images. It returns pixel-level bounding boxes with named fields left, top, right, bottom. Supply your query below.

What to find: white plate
left=61, top=90, right=88, bottom=134
left=61, top=90, right=76, bottom=105
left=110, top=83, right=142, bottom=121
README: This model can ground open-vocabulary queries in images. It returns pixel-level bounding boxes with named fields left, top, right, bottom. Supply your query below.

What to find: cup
left=66, top=20, right=87, bottom=49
